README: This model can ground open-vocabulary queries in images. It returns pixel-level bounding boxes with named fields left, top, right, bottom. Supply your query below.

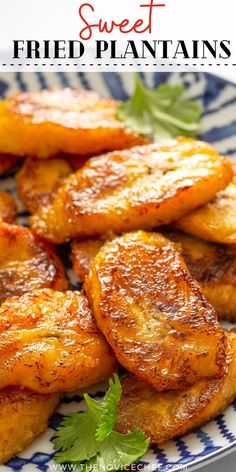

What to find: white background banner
left=0, top=0, right=235, bottom=72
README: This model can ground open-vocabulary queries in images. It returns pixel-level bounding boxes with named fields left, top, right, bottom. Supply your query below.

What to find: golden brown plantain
left=166, top=231, right=236, bottom=321
left=175, top=166, right=236, bottom=243
left=0, top=222, right=68, bottom=302
left=85, top=231, right=228, bottom=392
left=0, top=388, right=60, bottom=464
left=0, top=190, right=17, bottom=223
left=72, top=231, right=236, bottom=320
left=31, top=137, right=233, bottom=243
left=116, top=332, right=236, bottom=444
left=0, top=288, right=117, bottom=393
left=0, top=154, right=21, bottom=176
left=17, top=156, right=72, bottom=213
left=71, top=234, right=114, bottom=281
left=0, top=88, right=146, bottom=158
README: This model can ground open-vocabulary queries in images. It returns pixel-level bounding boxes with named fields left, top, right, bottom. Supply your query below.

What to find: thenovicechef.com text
left=48, top=463, right=188, bottom=471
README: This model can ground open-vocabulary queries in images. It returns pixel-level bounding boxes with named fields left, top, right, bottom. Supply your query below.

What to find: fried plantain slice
left=0, top=388, right=60, bottom=464
left=0, top=288, right=117, bottom=393
left=72, top=232, right=236, bottom=321
left=71, top=234, right=114, bottom=281
left=166, top=231, right=236, bottom=321
left=0, top=190, right=17, bottom=223
left=116, top=332, right=236, bottom=444
left=0, top=88, right=147, bottom=158
left=0, top=222, right=68, bottom=302
left=31, top=137, right=233, bottom=243
left=85, top=231, right=228, bottom=392
left=17, top=156, right=72, bottom=213
left=175, top=166, right=236, bottom=243
left=0, top=154, right=21, bottom=176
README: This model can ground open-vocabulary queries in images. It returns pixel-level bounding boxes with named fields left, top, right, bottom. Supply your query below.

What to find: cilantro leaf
left=53, top=375, right=150, bottom=470
left=54, top=410, right=99, bottom=463
left=90, top=431, right=150, bottom=472
left=118, top=75, right=201, bottom=141
left=84, top=393, right=104, bottom=423
left=95, top=374, right=122, bottom=442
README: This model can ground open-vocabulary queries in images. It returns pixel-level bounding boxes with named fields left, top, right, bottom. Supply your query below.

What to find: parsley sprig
left=53, top=375, right=150, bottom=471
left=118, top=75, right=201, bottom=141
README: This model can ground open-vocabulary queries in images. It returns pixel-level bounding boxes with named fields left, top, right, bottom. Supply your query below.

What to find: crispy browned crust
left=85, top=231, right=228, bottom=392
left=116, top=332, right=236, bottom=444
left=165, top=231, right=236, bottom=320
left=31, top=137, right=233, bottom=243
left=0, top=154, right=21, bottom=176
left=17, top=156, right=72, bottom=213
left=0, top=222, right=68, bottom=302
left=175, top=166, right=236, bottom=243
left=0, top=88, right=147, bottom=158
left=0, top=288, right=117, bottom=393
left=0, top=190, right=17, bottom=223
left=0, top=388, right=60, bottom=464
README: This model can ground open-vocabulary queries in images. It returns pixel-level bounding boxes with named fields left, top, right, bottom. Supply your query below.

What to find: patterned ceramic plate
left=0, top=71, right=236, bottom=472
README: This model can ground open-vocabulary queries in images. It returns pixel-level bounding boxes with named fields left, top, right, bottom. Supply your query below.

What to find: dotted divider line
left=1, top=63, right=236, bottom=67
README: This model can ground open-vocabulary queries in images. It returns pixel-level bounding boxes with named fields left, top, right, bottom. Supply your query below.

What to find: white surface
left=199, top=450, right=236, bottom=472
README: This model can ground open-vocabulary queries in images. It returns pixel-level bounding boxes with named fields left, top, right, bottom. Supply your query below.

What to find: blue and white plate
left=0, top=71, right=236, bottom=472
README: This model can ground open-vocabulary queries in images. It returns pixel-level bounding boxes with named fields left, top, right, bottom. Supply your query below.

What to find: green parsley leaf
left=118, top=75, right=201, bottom=141
left=89, top=431, right=150, bottom=472
left=95, top=374, right=122, bottom=442
left=54, top=409, right=99, bottom=463
left=53, top=375, right=150, bottom=470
